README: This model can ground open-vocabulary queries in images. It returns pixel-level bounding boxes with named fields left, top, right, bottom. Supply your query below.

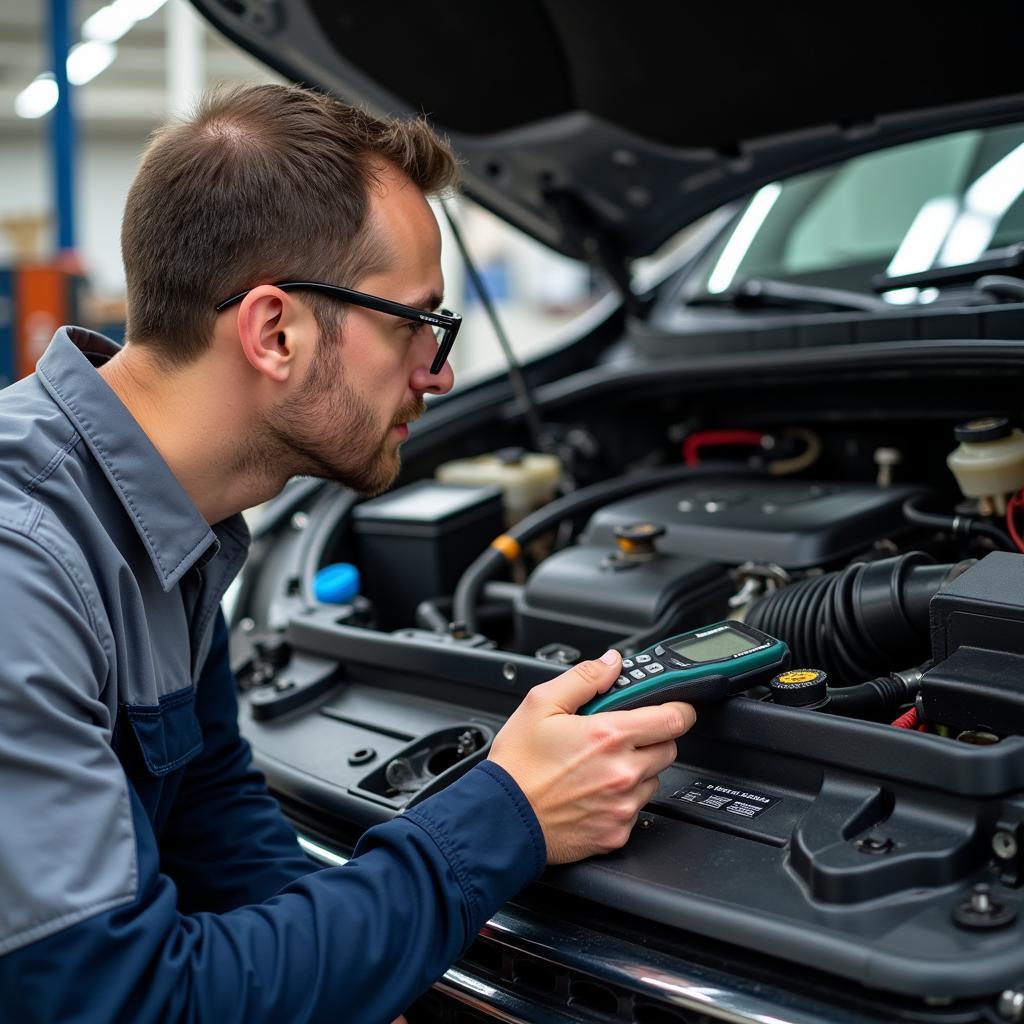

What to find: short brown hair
left=121, top=83, right=459, bottom=364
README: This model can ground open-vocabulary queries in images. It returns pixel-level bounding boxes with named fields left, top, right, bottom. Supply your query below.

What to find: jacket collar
left=37, top=327, right=249, bottom=592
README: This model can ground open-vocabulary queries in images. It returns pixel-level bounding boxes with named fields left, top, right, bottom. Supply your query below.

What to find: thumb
left=540, top=649, right=621, bottom=714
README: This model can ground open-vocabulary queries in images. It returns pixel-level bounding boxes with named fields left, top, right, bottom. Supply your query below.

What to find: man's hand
left=488, top=650, right=695, bottom=864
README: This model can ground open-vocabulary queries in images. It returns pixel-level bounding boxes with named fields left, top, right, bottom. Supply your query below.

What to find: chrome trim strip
left=298, top=833, right=887, bottom=1024
left=297, top=835, right=349, bottom=868
left=479, top=908, right=879, bottom=1024
left=434, top=969, right=577, bottom=1023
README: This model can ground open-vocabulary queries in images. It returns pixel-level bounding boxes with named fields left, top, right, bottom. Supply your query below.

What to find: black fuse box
left=352, top=481, right=503, bottom=629
left=929, top=551, right=1024, bottom=661
left=924, top=552, right=1024, bottom=734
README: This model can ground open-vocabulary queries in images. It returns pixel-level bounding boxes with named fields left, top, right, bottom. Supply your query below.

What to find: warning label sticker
left=670, top=777, right=781, bottom=819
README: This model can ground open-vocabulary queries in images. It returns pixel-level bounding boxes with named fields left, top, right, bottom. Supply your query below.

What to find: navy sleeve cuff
left=403, top=760, right=546, bottom=932
left=476, top=759, right=547, bottom=871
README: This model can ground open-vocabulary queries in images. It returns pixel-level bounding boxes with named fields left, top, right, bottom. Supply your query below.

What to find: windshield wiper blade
left=871, top=241, right=1024, bottom=292
left=688, top=276, right=889, bottom=313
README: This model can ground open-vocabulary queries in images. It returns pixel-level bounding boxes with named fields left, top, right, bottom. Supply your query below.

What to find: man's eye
left=406, top=321, right=424, bottom=335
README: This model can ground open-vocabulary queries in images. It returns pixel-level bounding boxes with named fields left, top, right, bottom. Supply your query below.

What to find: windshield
left=694, top=122, right=1024, bottom=304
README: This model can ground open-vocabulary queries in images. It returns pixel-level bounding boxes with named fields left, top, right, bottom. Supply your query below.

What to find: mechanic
left=0, top=84, right=695, bottom=1024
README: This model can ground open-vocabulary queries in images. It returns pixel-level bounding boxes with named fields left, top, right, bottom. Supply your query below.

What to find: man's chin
left=347, top=452, right=402, bottom=498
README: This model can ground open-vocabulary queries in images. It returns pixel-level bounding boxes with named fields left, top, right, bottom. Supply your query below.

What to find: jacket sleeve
left=0, top=523, right=547, bottom=1024
left=157, top=612, right=319, bottom=914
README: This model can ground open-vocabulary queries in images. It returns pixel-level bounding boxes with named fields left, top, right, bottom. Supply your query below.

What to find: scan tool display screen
left=668, top=627, right=760, bottom=663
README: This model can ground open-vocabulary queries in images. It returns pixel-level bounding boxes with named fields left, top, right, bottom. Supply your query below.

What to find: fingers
left=491, top=664, right=696, bottom=866
left=604, top=741, right=677, bottom=796
left=599, top=700, right=696, bottom=748
left=533, top=650, right=622, bottom=713
left=634, top=738, right=682, bottom=782
left=637, top=775, right=662, bottom=807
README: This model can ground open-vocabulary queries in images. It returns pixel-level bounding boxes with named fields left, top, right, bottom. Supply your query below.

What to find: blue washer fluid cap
left=314, top=562, right=361, bottom=604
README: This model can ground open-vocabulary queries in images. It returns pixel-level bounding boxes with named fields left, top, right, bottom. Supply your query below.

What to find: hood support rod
left=440, top=200, right=549, bottom=454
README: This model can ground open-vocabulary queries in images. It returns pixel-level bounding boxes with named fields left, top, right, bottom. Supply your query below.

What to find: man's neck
left=98, top=342, right=285, bottom=524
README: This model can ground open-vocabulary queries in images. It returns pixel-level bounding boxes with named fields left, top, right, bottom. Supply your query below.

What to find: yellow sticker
left=777, top=670, right=820, bottom=684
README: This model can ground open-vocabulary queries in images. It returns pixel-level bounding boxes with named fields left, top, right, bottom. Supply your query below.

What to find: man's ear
left=233, top=286, right=310, bottom=382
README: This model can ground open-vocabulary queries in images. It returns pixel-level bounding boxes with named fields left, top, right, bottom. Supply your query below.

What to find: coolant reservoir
left=947, top=418, right=1024, bottom=507
left=436, top=448, right=560, bottom=523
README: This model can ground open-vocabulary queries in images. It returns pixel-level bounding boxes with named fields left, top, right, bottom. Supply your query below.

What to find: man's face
left=261, top=165, right=454, bottom=494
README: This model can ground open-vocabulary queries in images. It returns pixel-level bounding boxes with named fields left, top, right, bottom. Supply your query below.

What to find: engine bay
left=230, top=371, right=1024, bottom=1017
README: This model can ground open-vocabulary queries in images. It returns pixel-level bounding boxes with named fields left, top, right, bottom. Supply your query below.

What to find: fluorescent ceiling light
left=127, top=0, right=171, bottom=19
left=82, top=5, right=136, bottom=43
left=83, top=0, right=169, bottom=44
left=67, top=41, right=117, bottom=86
left=14, top=75, right=58, bottom=119
left=13, top=0, right=168, bottom=117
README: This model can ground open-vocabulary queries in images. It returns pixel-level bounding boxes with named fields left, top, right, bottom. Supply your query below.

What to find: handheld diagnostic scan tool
left=579, top=620, right=789, bottom=715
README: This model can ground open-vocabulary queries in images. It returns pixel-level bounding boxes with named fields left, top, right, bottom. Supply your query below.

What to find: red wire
left=1007, top=490, right=1024, bottom=553
left=891, top=706, right=918, bottom=729
left=683, top=429, right=765, bottom=467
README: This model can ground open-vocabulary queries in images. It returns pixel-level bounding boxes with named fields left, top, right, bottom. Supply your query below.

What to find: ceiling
left=0, top=0, right=280, bottom=139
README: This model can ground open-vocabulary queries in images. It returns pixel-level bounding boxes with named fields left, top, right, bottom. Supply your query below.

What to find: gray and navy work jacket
left=0, top=328, right=545, bottom=1023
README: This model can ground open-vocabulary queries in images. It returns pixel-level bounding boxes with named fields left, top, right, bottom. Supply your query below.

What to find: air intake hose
left=745, top=552, right=971, bottom=686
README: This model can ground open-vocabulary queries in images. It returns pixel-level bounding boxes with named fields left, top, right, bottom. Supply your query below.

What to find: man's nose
left=410, top=358, right=455, bottom=395
left=410, top=335, right=455, bottom=395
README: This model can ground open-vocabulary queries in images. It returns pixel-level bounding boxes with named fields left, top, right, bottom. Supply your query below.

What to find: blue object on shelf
left=314, top=562, right=361, bottom=604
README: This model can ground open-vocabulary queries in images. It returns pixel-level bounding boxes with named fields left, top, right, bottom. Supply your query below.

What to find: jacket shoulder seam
left=0, top=512, right=109, bottom=656
left=21, top=428, right=82, bottom=497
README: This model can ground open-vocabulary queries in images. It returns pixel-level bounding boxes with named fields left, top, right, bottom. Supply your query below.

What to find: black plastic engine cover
left=239, top=613, right=1024, bottom=1004
left=584, top=479, right=921, bottom=569
left=516, top=546, right=730, bottom=657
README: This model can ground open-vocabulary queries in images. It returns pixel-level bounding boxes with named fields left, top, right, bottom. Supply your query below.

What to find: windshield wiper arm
left=870, top=241, right=1024, bottom=292
left=688, top=276, right=890, bottom=313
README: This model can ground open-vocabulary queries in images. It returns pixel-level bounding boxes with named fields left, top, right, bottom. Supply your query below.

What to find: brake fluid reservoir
left=947, top=418, right=1024, bottom=507
left=436, top=448, right=560, bottom=523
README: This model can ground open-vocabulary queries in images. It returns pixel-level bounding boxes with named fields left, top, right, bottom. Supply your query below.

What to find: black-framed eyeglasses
left=215, top=280, right=461, bottom=376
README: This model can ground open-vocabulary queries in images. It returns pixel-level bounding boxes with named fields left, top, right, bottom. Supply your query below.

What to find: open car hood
left=195, top=8, right=1024, bottom=1020
left=192, top=1, right=1023, bottom=281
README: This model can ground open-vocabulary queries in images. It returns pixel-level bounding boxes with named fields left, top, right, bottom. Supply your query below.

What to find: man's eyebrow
left=404, top=291, right=444, bottom=313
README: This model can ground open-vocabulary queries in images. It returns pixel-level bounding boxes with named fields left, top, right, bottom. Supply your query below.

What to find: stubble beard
left=248, top=339, right=425, bottom=497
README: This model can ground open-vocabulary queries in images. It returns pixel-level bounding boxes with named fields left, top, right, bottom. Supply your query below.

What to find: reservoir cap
left=314, top=562, right=361, bottom=604
left=954, top=417, right=1012, bottom=444
left=770, top=668, right=828, bottom=707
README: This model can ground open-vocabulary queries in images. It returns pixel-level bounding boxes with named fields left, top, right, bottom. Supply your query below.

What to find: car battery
left=352, top=480, right=503, bottom=629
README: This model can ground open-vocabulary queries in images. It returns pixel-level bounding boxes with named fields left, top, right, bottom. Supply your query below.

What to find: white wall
left=80, top=139, right=148, bottom=295
left=0, top=133, right=600, bottom=381
left=0, top=133, right=146, bottom=296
